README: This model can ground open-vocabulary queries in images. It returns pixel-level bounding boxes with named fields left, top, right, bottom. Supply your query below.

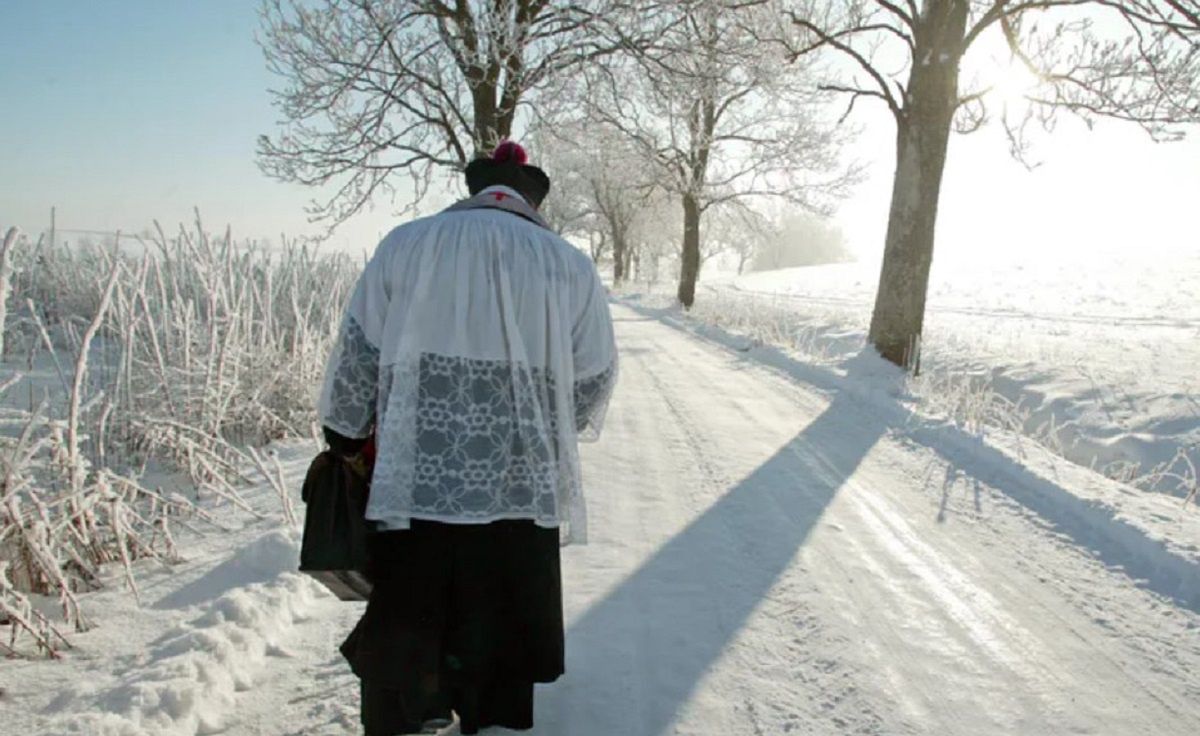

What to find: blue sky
left=1, top=1, right=1197, bottom=261
left=0, top=1, right=404, bottom=252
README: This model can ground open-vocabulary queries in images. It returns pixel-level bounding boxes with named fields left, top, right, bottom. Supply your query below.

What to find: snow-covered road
left=523, top=304, right=1199, bottom=735
left=20, top=303, right=1199, bottom=735
left=256, top=303, right=1200, bottom=735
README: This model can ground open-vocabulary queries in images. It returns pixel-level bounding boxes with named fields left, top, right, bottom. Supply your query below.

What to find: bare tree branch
left=257, top=0, right=648, bottom=233
left=788, top=13, right=906, bottom=119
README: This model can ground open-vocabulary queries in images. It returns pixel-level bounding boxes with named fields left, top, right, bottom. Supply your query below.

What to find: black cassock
left=341, top=519, right=564, bottom=735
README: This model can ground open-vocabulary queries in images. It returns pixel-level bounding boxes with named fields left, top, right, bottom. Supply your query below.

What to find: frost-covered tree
left=590, top=163, right=643, bottom=284
left=534, top=138, right=596, bottom=238
left=257, top=0, right=646, bottom=229
left=784, top=0, right=1200, bottom=368
left=637, top=193, right=683, bottom=282
left=584, top=0, right=857, bottom=306
left=537, top=124, right=657, bottom=283
left=700, top=203, right=776, bottom=275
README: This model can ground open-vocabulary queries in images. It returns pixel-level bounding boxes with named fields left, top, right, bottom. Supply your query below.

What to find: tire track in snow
left=651, top=322, right=975, bottom=733
left=612, top=308, right=891, bottom=734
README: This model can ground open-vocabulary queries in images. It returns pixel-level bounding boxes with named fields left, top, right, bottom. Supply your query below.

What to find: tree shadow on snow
left=533, top=359, right=896, bottom=735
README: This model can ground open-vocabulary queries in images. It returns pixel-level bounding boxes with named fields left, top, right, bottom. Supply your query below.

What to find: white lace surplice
left=319, top=192, right=617, bottom=544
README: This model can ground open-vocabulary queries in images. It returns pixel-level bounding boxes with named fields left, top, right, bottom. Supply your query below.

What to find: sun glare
left=988, top=59, right=1042, bottom=108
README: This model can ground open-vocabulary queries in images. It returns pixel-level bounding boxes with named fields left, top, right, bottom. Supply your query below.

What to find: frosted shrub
left=0, top=216, right=361, bottom=655
left=8, top=217, right=358, bottom=473
left=0, top=228, right=16, bottom=361
left=1140, top=447, right=1200, bottom=506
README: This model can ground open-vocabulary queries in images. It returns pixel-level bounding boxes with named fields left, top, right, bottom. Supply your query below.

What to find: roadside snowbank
left=44, top=529, right=325, bottom=735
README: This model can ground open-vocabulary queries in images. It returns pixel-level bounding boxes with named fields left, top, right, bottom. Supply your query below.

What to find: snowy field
left=5, top=300, right=1200, bottom=735
left=652, top=243, right=1200, bottom=500
left=2, top=229, right=1198, bottom=734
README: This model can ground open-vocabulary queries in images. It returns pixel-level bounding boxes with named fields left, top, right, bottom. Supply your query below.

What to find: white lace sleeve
left=319, top=316, right=380, bottom=438
left=572, top=268, right=618, bottom=441
left=575, top=364, right=616, bottom=434
left=318, top=252, right=387, bottom=439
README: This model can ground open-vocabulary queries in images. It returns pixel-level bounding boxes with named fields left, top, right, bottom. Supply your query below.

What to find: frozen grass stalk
left=0, top=227, right=17, bottom=360
left=1, top=215, right=360, bottom=655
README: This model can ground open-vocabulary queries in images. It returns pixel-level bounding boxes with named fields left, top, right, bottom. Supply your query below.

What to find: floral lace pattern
left=321, top=317, right=380, bottom=438
left=324, top=338, right=616, bottom=535
left=408, top=353, right=560, bottom=518
left=574, top=366, right=616, bottom=437
left=365, top=352, right=606, bottom=526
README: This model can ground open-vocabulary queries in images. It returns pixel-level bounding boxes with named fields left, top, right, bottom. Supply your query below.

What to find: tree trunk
left=867, top=0, right=967, bottom=370
left=612, top=235, right=626, bottom=285
left=677, top=193, right=702, bottom=307
left=470, top=76, right=510, bottom=154
left=590, top=231, right=608, bottom=263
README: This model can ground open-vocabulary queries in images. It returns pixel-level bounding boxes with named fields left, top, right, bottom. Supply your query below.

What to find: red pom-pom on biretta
left=491, top=140, right=528, bottom=165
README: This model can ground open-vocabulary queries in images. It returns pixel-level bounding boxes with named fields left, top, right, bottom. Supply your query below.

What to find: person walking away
left=318, top=141, right=618, bottom=735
